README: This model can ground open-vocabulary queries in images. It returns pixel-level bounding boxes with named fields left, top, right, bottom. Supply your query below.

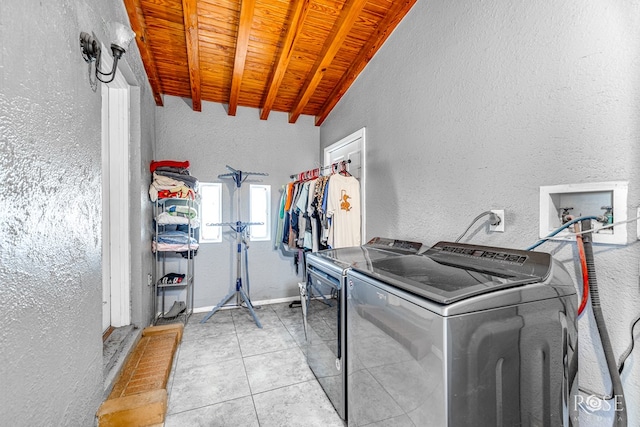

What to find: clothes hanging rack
left=289, top=159, right=351, bottom=181
left=200, top=165, right=268, bottom=328
left=285, top=160, right=351, bottom=309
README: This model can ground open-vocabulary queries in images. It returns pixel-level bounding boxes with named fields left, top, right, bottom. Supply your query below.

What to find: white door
left=324, top=127, right=366, bottom=243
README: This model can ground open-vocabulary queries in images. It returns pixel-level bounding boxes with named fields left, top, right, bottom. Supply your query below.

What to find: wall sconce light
left=80, top=22, right=136, bottom=87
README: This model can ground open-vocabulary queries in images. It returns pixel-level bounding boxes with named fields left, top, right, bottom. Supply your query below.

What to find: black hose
left=582, top=220, right=626, bottom=426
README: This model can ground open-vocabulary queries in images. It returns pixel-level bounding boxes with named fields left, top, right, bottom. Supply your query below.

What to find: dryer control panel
left=366, top=237, right=423, bottom=253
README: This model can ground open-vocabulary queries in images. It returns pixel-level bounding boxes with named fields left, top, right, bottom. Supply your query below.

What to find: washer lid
left=352, top=241, right=554, bottom=305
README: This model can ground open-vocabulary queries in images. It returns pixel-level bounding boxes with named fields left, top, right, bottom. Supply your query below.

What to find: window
left=200, top=183, right=222, bottom=243
left=249, top=184, right=271, bottom=241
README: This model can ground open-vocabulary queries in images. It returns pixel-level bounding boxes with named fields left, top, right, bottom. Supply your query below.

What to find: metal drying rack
left=200, top=165, right=268, bottom=328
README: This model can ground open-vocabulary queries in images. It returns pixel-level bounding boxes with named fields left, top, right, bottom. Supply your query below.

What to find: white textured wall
left=0, top=0, right=155, bottom=424
left=155, top=97, right=319, bottom=310
left=321, top=1, right=640, bottom=425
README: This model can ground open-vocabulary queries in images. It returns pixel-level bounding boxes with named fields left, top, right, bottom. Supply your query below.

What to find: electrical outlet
left=637, top=207, right=640, bottom=240
left=490, top=209, right=505, bottom=232
left=147, top=273, right=153, bottom=286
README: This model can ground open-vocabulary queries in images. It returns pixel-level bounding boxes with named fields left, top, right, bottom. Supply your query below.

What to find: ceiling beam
left=228, top=0, right=256, bottom=116
left=315, top=0, right=417, bottom=126
left=288, top=0, right=368, bottom=124
left=123, top=0, right=164, bottom=106
left=259, top=0, right=311, bottom=121
left=181, top=0, right=202, bottom=112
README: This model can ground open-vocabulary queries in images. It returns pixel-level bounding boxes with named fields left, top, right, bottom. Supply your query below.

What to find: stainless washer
left=346, top=241, right=578, bottom=427
left=304, top=237, right=423, bottom=421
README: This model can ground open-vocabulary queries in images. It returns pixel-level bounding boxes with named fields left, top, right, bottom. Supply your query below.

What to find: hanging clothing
left=284, top=182, right=295, bottom=211
left=326, top=174, right=361, bottom=248
left=295, top=182, right=310, bottom=248
left=278, top=160, right=358, bottom=255
left=274, top=186, right=287, bottom=250
left=303, top=179, right=317, bottom=251
left=288, top=182, right=302, bottom=248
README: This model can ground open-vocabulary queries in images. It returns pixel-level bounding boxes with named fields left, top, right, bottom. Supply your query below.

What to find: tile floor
left=164, top=302, right=345, bottom=427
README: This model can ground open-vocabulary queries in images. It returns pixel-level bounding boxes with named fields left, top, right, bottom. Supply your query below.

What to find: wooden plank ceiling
left=123, top=0, right=416, bottom=125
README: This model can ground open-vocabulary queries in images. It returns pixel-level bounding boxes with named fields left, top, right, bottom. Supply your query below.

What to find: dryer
left=304, top=237, right=423, bottom=420
left=346, top=241, right=578, bottom=427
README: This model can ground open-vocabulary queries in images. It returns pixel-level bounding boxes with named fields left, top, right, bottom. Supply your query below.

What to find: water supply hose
left=575, top=223, right=589, bottom=316
left=582, top=220, right=627, bottom=426
left=526, top=215, right=599, bottom=251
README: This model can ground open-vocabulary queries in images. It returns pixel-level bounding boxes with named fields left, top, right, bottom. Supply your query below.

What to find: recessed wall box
left=539, top=181, right=628, bottom=245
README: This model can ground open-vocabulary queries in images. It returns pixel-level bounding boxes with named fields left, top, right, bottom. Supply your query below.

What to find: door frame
left=323, top=127, right=366, bottom=243
left=102, top=50, right=131, bottom=330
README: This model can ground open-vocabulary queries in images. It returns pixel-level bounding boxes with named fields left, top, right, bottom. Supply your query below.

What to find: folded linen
left=154, top=170, right=199, bottom=188
left=155, top=230, right=197, bottom=245
left=150, top=160, right=190, bottom=173
left=152, top=242, right=200, bottom=252
left=156, top=212, right=200, bottom=227
left=155, top=166, right=190, bottom=175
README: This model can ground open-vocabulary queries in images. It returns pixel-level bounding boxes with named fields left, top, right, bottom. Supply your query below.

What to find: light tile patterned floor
left=164, top=302, right=345, bottom=427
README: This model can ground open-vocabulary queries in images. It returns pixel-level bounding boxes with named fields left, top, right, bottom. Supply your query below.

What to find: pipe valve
left=560, top=207, right=574, bottom=224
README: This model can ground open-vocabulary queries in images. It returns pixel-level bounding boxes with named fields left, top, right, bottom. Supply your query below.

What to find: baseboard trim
left=193, top=295, right=301, bottom=314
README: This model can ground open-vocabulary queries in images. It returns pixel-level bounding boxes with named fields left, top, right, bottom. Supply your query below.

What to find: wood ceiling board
left=309, top=0, right=346, bottom=16
left=152, top=49, right=189, bottom=64
left=198, top=13, right=238, bottom=31
left=201, top=64, right=234, bottom=78
left=203, top=0, right=239, bottom=9
left=197, top=57, right=235, bottom=76
left=123, top=0, right=415, bottom=123
left=198, top=60, right=233, bottom=77
left=198, top=0, right=239, bottom=13
left=161, top=81, right=191, bottom=92
left=197, top=9, right=238, bottom=24
left=198, top=34, right=237, bottom=53
left=289, top=23, right=334, bottom=55
left=161, top=85, right=192, bottom=98
left=200, top=90, right=231, bottom=104
left=277, top=70, right=314, bottom=98
left=156, top=76, right=189, bottom=94
left=246, top=35, right=279, bottom=59
left=142, top=10, right=184, bottom=26
left=148, top=56, right=184, bottom=69
left=200, top=80, right=233, bottom=92
left=253, top=0, right=289, bottom=24
left=303, top=103, right=324, bottom=117
left=242, top=60, right=275, bottom=81
left=237, top=95, right=263, bottom=109
left=199, top=54, right=235, bottom=71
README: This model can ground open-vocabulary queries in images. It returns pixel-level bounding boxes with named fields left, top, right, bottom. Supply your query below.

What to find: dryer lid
left=311, top=237, right=423, bottom=269
left=353, top=241, right=555, bottom=305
